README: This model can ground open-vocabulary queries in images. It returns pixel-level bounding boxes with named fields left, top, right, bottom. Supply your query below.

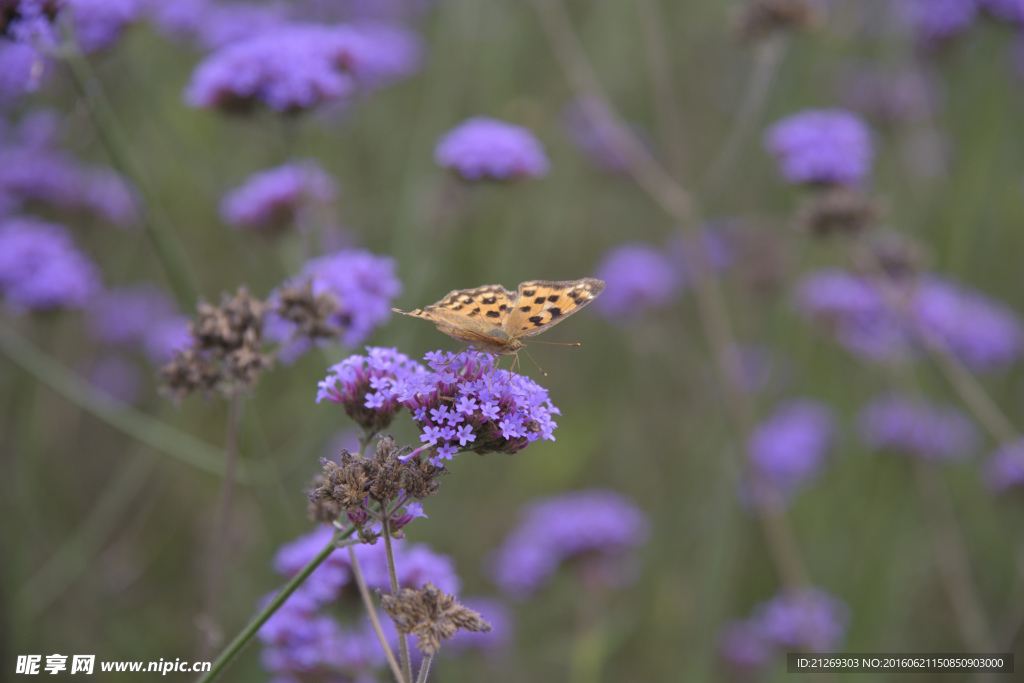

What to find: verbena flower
left=489, top=489, right=649, bottom=598
left=858, top=394, right=977, bottom=462
left=753, top=587, right=849, bottom=652
left=591, top=242, right=682, bottom=321
left=266, top=250, right=401, bottom=362
left=259, top=526, right=460, bottom=678
left=317, top=349, right=424, bottom=434
left=899, top=0, right=976, bottom=44
left=0, top=41, right=49, bottom=105
left=795, top=270, right=1024, bottom=372
left=434, top=117, right=549, bottom=181
left=142, top=314, right=191, bottom=364
left=65, top=0, right=146, bottom=53
left=764, top=109, right=873, bottom=186
left=185, top=21, right=420, bottom=113
left=149, top=0, right=289, bottom=50
left=984, top=439, right=1024, bottom=493
left=745, top=400, right=835, bottom=506
left=220, top=161, right=338, bottom=232
left=0, top=126, right=138, bottom=227
left=379, top=350, right=561, bottom=465
left=0, top=216, right=101, bottom=311
left=85, top=283, right=179, bottom=349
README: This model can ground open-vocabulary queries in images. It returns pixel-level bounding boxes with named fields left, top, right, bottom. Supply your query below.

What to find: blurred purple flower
left=84, top=354, right=142, bottom=404
left=66, top=0, right=146, bottom=53
left=379, top=350, right=561, bottom=465
left=489, top=489, right=649, bottom=598
left=0, top=41, right=50, bottom=105
left=344, top=22, right=423, bottom=90
left=220, top=161, right=337, bottom=231
left=718, top=620, right=774, bottom=670
left=899, top=0, right=976, bottom=44
left=142, top=314, right=191, bottom=365
left=85, top=283, right=178, bottom=348
left=754, top=587, right=849, bottom=652
left=795, top=270, right=1023, bottom=372
left=0, top=217, right=100, bottom=311
left=984, top=439, right=1024, bottom=493
left=149, top=0, right=290, bottom=49
left=266, top=249, right=401, bottom=360
left=764, top=109, right=874, bottom=186
left=324, top=428, right=361, bottom=459
left=81, top=169, right=139, bottom=227
left=858, top=394, right=977, bottom=462
left=260, top=525, right=461, bottom=678
left=317, top=347, right=424, bottom=433
left=591, top=242, right=682, bottom=321
left=434, top=117, right=549, bottom=181
left=745, top=400, right=835, bottom=506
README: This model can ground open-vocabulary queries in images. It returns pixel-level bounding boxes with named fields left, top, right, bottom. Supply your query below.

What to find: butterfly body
left=393, top=278, right=605, bottom=355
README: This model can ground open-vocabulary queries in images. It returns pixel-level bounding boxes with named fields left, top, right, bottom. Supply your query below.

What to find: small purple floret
left=434, top=117, right=549, bottom=181
left=765, top=109, right=874, bottom=186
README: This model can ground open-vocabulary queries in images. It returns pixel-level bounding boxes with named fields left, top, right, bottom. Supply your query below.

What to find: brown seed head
left=380, top=583, right=491, bottom=657
left=795, top=186, right=882, bottom=238
left=733, top=0, right=822, bottom=44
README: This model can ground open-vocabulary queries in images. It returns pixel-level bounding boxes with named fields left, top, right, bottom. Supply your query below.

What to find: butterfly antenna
left=522, top=348, right=548, bottom=377
left=528, top=340, right=582, bottom=347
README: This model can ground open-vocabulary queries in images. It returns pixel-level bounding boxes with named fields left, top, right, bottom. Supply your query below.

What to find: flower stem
left=59, top=24, right=200, bottom=308
left=195, top=526, right=355, bottom=683
left=382, top=512, right=413, bottom=683
left=348, top=545, right=405, bottom=683
left=415, top=654, right=434, bottom=683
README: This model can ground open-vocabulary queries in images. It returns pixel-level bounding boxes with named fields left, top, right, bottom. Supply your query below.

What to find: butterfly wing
left=392, top=285, right=518, bottom=353
left=505, top=278, right=605, bottom=339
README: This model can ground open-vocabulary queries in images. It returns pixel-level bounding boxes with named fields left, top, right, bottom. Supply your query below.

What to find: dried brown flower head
left=307, top=436, right=444, bottom=523
left=851, top=232, right=929, bottom=281
left=380, top=583, right=491, bottom=657
left=274, top=279, right=341, bottom=342
left=733, top=0, right=822, bottom=44
left=796, top=186, right=882, bottom=238
left=159, top=287, right=271, bottom=400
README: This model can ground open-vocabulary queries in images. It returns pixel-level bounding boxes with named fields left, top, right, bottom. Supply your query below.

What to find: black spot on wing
left=522, top=289, right=536, bottom=297
left=528, top=315, right=543, bottom=325
left=534, top=296, right=546, bottom=304
left=548, top=307, right=562, bottom=317
left=452, top=305, right=464, bottom=311
left=547, top=294, right=559, bottom=302
left=482, top=296, right=497, bottom=305
left=485, top=310, right=501, bottom=318
left=519, top=306, right=532, bottom=312
left=499, top=304, right=507, bottom=311
left=468, top=307, right=480, bottom=316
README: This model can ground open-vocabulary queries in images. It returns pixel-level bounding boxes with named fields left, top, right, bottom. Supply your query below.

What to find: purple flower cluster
left=795, top=270, right=1024, bottom=372
left=764, top=109, right=874, bottom=186
left=185, top=21, right=423, bottom=113
left=858, top=394, right=977, bottom=462
left=260, top=525, right=461, bottom=679
left=317, top=347, right=424, bottom=433
left=388, top=350, right=560, bottom=465
left=0, top=117, right=139, bottom=227
left=745, top=400, right=835, bottom=506
left=0, top=41, right=49, bottom=106
left=720, top=587, right=849, bottom=669
left=984, top=439, right=1024, bottom=493
left=219, top=161, right=338, bottom=231
left=66, top=0, right=146, bottom=53
left=899, top=0, right=976, bottom=44
left=0, top=217, right=101, bottom=311
left=266, top=250, right=401, bottom=361
left=488, top=489, right=649, bottom=598
left=84, top=283, right=189, bottom=364
left=434, top=117, right=550, bottom=181
left=149, top=0, right=290, bottom=50
left=591, top=242, right=682, bottom=321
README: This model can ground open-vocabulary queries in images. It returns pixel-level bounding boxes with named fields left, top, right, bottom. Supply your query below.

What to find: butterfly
left=392, top=278, right=605, bottom=362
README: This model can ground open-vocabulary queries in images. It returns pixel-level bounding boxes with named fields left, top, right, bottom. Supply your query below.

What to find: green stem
left=196, top=526, right=356, bottom=683
left=415, top=654, right=434, bottom=683
left=60, top=28, right=200, bottom=308
left=382, top=514, right=413, bottom=683
left=348, top=545, right=405, bottom=683
left=0, top=324, right=239, bottom=479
